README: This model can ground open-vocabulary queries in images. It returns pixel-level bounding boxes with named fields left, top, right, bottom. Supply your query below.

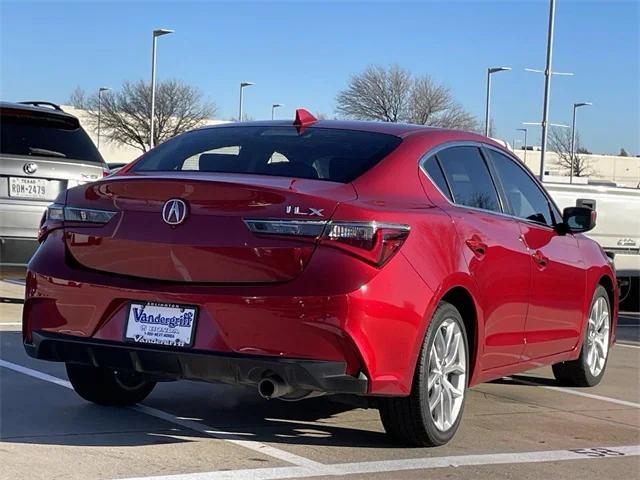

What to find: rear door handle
left=532, top=250, right=549, bottom=268
left=465, top=237, right=488, bottom=257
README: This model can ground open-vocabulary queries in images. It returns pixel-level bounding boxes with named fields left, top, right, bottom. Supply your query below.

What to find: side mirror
left=561, top=206, right=596, bottom=234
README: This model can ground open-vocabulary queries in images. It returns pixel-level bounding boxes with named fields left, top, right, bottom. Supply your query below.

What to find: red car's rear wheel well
left=440, top=287, right=478, bottom=382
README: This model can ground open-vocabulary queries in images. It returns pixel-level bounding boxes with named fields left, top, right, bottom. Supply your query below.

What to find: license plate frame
left=124, top=301, right=198, bottom=348
left=8, top=177, right=50, bottom=200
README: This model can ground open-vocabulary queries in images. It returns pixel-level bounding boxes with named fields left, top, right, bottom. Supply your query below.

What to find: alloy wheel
left=428, top=318, right=467, bottom=432
left=586, top=296, right=610, bottom=377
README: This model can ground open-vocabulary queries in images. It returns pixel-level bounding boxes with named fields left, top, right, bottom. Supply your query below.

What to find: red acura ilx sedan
left=24, top=110, right=617, bottom=446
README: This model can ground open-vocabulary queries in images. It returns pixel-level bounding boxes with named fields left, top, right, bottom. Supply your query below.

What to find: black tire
left=66, top=363, right=156, bottom=406
left=552, top=285, right=611, bottom=387
left=378, top=302, right=469, bottom=447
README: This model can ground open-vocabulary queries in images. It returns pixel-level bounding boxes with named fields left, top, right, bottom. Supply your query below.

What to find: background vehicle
left=0, top=101, right=107, bottom=265
left=545, top=182, right=640, bottom=310
left=25, top=113, right=617, bottom=447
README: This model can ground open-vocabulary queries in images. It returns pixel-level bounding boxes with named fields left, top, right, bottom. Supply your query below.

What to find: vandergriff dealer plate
left=125, top=302, right=198, bottom=347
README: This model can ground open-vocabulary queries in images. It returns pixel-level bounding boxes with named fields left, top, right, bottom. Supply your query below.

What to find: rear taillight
left=38, top=204, right=116, bottom=242
left=322, top=222, right=410, bottom=266
left=244, top=219, right=410, bottom=267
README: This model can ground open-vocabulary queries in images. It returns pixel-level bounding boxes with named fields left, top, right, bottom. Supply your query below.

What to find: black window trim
left=425, top=154, right=454, bottom=201
left=418, top=140, right=561, bottom=230
left=419, top=141, right=505, bottom=216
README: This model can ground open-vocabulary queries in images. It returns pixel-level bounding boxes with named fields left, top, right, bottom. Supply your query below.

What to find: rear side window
left=132, top=126, right=402, bottom=183
left=437, top=146, right=501, bottom=212
left=423, top=156, right=452, bottom=201
left=0, top=109, right=104, bottom=163
left=487, top=149, right=555, bottom=226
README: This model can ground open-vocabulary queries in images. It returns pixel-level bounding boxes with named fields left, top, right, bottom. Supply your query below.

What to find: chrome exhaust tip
left=257, top=376, right=293, bottom=399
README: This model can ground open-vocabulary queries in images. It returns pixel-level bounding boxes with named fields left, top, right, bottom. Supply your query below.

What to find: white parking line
left=509, top=376, right=640, bottom=409
left=0, top=359, right=320, bottom=468
left=0, top=322, right=23, bottom=326
left=617, top=342, right=640, bottom=349
left=117, top=445, right=640, bottom=480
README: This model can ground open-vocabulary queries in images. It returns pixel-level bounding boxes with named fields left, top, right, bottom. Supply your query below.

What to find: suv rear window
left=0, top=108, right=104, bottom=163
left=132, top=126, right=402, bottom=183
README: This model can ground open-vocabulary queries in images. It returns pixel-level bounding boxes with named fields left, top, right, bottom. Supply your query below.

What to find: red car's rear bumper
left=23, top=231, right=434, bottom=396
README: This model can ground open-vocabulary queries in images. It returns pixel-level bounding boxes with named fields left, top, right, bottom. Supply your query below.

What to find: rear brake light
left=322, top=222, right=410, bottom=266
left=244, top=219, right=410, bottom=267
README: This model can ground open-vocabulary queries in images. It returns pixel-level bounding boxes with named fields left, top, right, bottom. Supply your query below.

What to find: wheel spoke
left=428, top=371, right=438, bottom=390
left=443, top=378, right=463, bottom=398
left=594, top=337, right=606, bottom=358
left=440, top=387, right=449, bottom=427
left=444, top=332, right=460, bottom=367
left=598, top=311, right=608, bottom=331
left=442, top=382, right=453, bottom=427
left=430, top=344, right=442, bottom=375
left=443, top=323, right=454, bottom=354
left=445, top=361, right=465, bottom=376
left=435, top=329, right=446, bottom=361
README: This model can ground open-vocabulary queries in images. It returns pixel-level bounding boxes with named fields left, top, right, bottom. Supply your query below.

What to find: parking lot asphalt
left=0, top=274, right=638, bottom=480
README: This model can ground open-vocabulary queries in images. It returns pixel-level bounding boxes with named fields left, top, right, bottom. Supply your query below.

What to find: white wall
left=513, top=149, right=639, bottom=188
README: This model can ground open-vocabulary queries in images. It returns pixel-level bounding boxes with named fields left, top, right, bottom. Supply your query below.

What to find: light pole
left=97, top=87, right=110, bottom=149
left=238, top=82, right=255, bottom=122
left=516, top=127, right=528, bottom=163
left=538, top=0, right=556, bottom=181
left=271, top=103, right=283, bottom=120
left=150, top=28, right=174, bottom=148
left=570, top=102, right=592, bottom=184
left=484, top=66, right=511, bottom=137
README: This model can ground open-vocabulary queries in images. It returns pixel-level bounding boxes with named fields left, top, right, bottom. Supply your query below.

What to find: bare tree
left=548, top=127, right=594, bottom=177
left=68, top=86, right=88, bottom=109
left=336, top=65, right=411, bottom=122
left=335, top=64, right=477, bottom=130
left=407, top=75, right=451, bottom=124
left=69, top=80, right=216, bottom=152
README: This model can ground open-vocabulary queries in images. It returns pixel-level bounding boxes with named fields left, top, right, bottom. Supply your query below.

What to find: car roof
left=0, top=101, right=78, bottom=121
left=197, top=119, right=448, bottom=138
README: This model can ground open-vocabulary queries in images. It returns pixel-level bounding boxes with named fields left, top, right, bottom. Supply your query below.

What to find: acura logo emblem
left=23, top=162, right=38, bottom=175
left=162, top=199, right=188, bottom=225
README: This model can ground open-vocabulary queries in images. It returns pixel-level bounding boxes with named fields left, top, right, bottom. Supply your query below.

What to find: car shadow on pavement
left=1, top=331, right=406, bottom=449
left=491, top=375, right=561, bottom=387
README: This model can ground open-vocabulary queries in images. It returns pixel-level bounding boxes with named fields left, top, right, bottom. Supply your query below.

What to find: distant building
left=512, top=149, right=640, bottom=188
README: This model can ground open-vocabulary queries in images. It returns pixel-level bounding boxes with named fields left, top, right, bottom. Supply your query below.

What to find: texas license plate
left=125, top=302, right=198, bottom=347
left=8, top=177, right=50, bottom=199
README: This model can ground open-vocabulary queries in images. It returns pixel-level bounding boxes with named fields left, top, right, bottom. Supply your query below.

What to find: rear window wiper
left=28, top=147, right=67, bottom=158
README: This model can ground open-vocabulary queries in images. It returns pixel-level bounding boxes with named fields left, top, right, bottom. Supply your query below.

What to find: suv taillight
left=244, top=219, right=410, bottom=267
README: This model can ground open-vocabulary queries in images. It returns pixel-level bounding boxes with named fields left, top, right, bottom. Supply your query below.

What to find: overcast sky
left=1, top=0, right=638, bottom=155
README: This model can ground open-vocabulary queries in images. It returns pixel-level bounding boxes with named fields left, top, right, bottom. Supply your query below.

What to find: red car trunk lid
left=64, top=173, right=355, bottom=283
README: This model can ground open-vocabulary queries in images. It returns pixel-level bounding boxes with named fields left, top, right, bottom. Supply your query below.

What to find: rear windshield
left=131, top=126, right=402, bottom=183
left=0, top=108, right=104, bottom=163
